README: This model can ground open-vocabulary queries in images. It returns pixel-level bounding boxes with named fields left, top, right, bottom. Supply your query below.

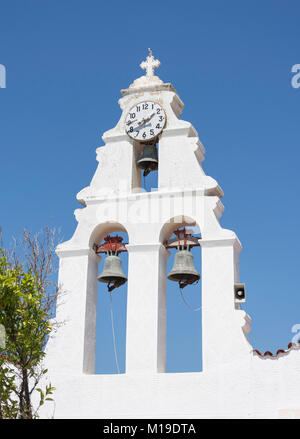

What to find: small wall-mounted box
left=234, top=283, right=246, bottom=303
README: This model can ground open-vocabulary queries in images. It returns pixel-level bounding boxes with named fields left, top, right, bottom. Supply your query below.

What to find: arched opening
left=90, top=223, right=129, bottom=374
left=160, top=216, right=203, bottom=373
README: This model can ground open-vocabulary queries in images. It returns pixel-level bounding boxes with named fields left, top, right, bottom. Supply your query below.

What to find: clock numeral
left=136, top=106, right=141, bottom=112
left=150, top=129, right=154, bottom=137
left=151, top=103, right=154, bottom=109
left=142, top=103, right=148, bottom=110
left=142, top=132, right=146, bottom=139
left=129, top=126, right=133, bottom=132
left=134, top=130, right=139, bottom=137
left=130, top=113, right=136, bottom=119
left=159, top=116, right=163, bottom=122
left=156, top=124, right=160, bottom=129
left=156, top=108, right=161, bottom=114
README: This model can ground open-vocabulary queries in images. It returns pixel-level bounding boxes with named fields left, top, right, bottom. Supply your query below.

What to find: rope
left=109, top=290, right=120, bottom=374
left=179, top=284, right=202, bottom=312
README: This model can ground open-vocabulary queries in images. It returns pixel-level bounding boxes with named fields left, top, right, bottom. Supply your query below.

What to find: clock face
left=125, top=101, right=166, bottom=141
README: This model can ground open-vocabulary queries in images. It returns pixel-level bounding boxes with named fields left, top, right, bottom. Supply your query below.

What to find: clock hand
left=132, top=122, right=151, bottom=131
left=143, top=113, right=155, bottom=124
left=137, top=112, right=155, bottom=126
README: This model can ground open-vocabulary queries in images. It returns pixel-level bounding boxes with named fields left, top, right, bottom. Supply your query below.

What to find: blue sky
left=1, top=0, right=300, bottom=373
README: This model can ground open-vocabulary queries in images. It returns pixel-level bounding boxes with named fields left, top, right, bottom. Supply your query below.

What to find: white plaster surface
left=41, top=66, right=300, bottom=419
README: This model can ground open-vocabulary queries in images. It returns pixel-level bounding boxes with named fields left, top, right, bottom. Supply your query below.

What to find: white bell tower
left=42, top=51, right=300, bottom=419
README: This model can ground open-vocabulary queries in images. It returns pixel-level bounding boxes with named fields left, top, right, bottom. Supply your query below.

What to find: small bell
left=137, top=143, right=158, bottom=176
left=98, top=254, right=127, bottom=292
left=168, top=249, right=200, bottom=289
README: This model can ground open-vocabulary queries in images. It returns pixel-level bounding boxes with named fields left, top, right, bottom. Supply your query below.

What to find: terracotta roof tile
left=253, top=342, right=300, bottom=358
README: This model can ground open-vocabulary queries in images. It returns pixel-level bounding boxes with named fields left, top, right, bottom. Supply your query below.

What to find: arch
left=89, top=221, right=129, bottom=248
left=160, top=215, right=202, bottom=373
left=159, top=215, right=200, bottom=244
left=92, top=222, right=129, bottom=375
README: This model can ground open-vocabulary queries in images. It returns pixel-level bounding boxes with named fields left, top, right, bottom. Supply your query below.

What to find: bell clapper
left=143, top=168, right=151, bottom=178
left=107, top=278, right=127, bottom=293
left=179, top=278, right=200, bottom=290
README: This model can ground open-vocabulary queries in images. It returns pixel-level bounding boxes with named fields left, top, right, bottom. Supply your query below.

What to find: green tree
left=0, top=227, right=60, bottom=418
left=0, top=354, right=18, bottom=418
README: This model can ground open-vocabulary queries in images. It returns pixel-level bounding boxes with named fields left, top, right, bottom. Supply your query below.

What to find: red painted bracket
left=93, top=235, right=128, bottom=254
left=164, top=227, right=201, bottom=249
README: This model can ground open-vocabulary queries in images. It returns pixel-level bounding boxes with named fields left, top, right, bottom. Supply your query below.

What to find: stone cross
left=140, top=48, right=160, bottom=77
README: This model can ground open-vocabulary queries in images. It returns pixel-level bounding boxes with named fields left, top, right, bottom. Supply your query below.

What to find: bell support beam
left=125, top=243, right=169, bottom=374
left=45, top=248, right=100, bottom=376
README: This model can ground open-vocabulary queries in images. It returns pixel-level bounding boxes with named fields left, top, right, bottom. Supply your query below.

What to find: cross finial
left=140, top=48, right=160, bottom=77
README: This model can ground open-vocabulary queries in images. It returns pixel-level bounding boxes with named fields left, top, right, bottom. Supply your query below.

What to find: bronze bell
left=137, top=143, right=158, bottom=176
left=167, top=249, right=200, bottom=288
left=98, top=254, right=127, bottom=291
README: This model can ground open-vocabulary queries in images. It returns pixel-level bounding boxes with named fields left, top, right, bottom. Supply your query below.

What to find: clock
left=125, top=101, right=166, bottom=141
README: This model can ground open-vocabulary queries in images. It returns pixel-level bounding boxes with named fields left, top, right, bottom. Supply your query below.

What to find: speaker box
left=234, top=283, right=246, bottom=303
